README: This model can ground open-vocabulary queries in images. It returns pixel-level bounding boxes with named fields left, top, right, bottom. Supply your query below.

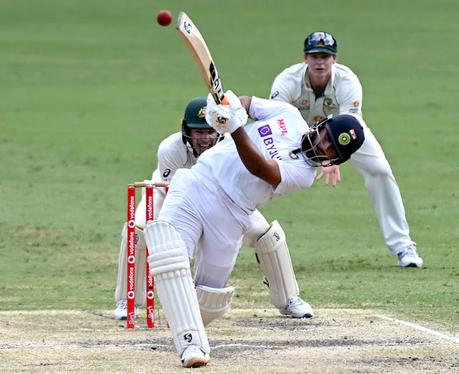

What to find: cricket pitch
left=0, top=308, right=457, bottom=373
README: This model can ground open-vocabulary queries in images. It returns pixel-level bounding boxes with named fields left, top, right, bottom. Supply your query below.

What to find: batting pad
left=196, top=285, right=234, bottom=327
left=255, top=220, right=299, bottom=308
left=144, top=221, right=210, bottom=355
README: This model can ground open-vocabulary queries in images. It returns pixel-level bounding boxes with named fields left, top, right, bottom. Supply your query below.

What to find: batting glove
left=205, top=90, right=248, bottom=134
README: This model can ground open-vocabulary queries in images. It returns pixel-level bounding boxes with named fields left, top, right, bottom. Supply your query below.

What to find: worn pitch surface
left=0, top=309, right=457, bottom=373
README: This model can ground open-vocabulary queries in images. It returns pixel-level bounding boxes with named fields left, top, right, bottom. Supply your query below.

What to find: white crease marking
left=374, top=314, right=459, bottom=343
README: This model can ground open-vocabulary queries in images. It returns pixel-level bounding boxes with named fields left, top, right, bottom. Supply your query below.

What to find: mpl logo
left=277, top=119, right=287, bottom=136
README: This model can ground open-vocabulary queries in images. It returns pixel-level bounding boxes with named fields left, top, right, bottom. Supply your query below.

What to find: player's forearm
left=231, top=127, right=281, bottom=188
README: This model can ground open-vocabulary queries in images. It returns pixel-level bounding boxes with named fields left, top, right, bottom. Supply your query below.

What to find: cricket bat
left=176, top=11, right=228, bottom=105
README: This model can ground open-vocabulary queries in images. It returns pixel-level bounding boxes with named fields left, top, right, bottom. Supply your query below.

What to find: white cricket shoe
left=397, top=245, right=423, bottom=268
left=279, top=296, right=314, bottom=318
left=181, top=345, right=210, bottom=368
left=114, top=300, right=139, bottom=320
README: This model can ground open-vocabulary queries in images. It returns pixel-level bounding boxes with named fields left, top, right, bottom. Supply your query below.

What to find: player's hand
left=205, top=90, right=248, bottom=134
left=315, top=165, right=341, bottom=187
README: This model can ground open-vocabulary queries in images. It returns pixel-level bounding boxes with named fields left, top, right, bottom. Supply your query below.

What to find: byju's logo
left=257, top=124, right=281, bottom=160
left=258, top=124, right=272, bottom=137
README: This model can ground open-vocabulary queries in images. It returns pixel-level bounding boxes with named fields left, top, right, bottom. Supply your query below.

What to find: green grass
left=0, top=0, right=458, bottom=333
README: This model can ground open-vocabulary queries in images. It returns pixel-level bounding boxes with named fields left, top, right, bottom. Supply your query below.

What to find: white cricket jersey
left=155, top=132, right=197, bottom=183
left=194, top=97, right=316, bottom=213
left=270, top=62, right=363, bottom=125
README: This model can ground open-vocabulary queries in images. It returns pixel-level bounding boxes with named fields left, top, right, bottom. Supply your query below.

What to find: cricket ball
left=156, top=10, right=172, bottom=26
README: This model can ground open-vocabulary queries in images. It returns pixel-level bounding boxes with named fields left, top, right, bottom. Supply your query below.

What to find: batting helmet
left=298, top=114, right=364, bottom=167
left=182, top=97, right=220, bottom=156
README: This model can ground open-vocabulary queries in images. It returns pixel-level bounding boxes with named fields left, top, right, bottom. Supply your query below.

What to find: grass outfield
left=0, top=0, right=457, bottom=334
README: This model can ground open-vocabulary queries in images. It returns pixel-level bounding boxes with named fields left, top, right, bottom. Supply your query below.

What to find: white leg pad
left=144, top=221, right=210, bottom=356
left=255, top=220, right=299, bottom=308
left=196, top=285, right=234, bottom=327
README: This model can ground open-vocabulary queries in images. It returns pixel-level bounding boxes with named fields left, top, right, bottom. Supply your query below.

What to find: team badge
left=197, top=107, right=206, bottom=118
left=323, top=96, right=337, bottom=116
left=338, top=132, right=351, bottom=145
left=323, top=97, right=335, bottom=108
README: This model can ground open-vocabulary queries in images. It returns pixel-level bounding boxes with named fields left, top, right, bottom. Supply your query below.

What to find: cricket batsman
left=143, top=91, right=365, bottom=367
left=115, top=97, right=313, bottom=321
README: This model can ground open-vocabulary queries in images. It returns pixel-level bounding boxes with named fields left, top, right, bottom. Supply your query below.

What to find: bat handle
left=213, top=92, right=229, bottom=105
left=220, top=96, right=229, bottom=105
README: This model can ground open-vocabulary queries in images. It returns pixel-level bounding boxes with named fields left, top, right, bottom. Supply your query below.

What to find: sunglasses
left=306, top=32, right=336, bottom=47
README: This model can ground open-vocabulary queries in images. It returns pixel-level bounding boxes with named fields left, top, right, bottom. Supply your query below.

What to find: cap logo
left=338, top=132, right=351, bottom=145
left=197, top=106, right=206, bottom=118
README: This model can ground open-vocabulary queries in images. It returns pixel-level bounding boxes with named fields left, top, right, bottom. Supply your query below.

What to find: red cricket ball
left=156, top=10, right=172, bottom=26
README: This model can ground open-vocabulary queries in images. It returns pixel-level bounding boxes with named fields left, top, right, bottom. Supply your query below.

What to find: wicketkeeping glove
left=205, top=90, right=248, bottom=134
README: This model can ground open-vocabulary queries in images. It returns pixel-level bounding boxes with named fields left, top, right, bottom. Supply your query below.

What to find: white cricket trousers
left=157, top=168, right=251, bottom=288
left=351, top=125, right=414, bottom=254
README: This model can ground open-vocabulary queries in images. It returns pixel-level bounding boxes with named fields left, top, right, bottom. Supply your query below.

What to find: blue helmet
left=299, top=114, right=364, bottom=167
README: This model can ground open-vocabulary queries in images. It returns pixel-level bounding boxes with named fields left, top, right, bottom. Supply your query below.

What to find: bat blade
left=176, top=11, right=227, bottom=104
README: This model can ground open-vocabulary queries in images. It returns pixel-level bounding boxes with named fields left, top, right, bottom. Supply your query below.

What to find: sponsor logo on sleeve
left=270, top=91, right=279, bottom=99
left=162, top=169, right=171, bottom=179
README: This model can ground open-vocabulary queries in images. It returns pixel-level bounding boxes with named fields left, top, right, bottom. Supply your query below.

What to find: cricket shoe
left=397, top=245, right=423, bottom=268
left=279, top=296, right=314, bottom=318
left=114, top=300, right=139, bottom=320
left=181, top=345, right=210, bottom=368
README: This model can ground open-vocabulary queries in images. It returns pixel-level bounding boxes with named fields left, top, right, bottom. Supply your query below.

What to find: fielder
left=270, top=31, right=422, bottom=267
left=114, top=97, right=312, bottom=320
left=143, top=92, right=365, bottom=367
